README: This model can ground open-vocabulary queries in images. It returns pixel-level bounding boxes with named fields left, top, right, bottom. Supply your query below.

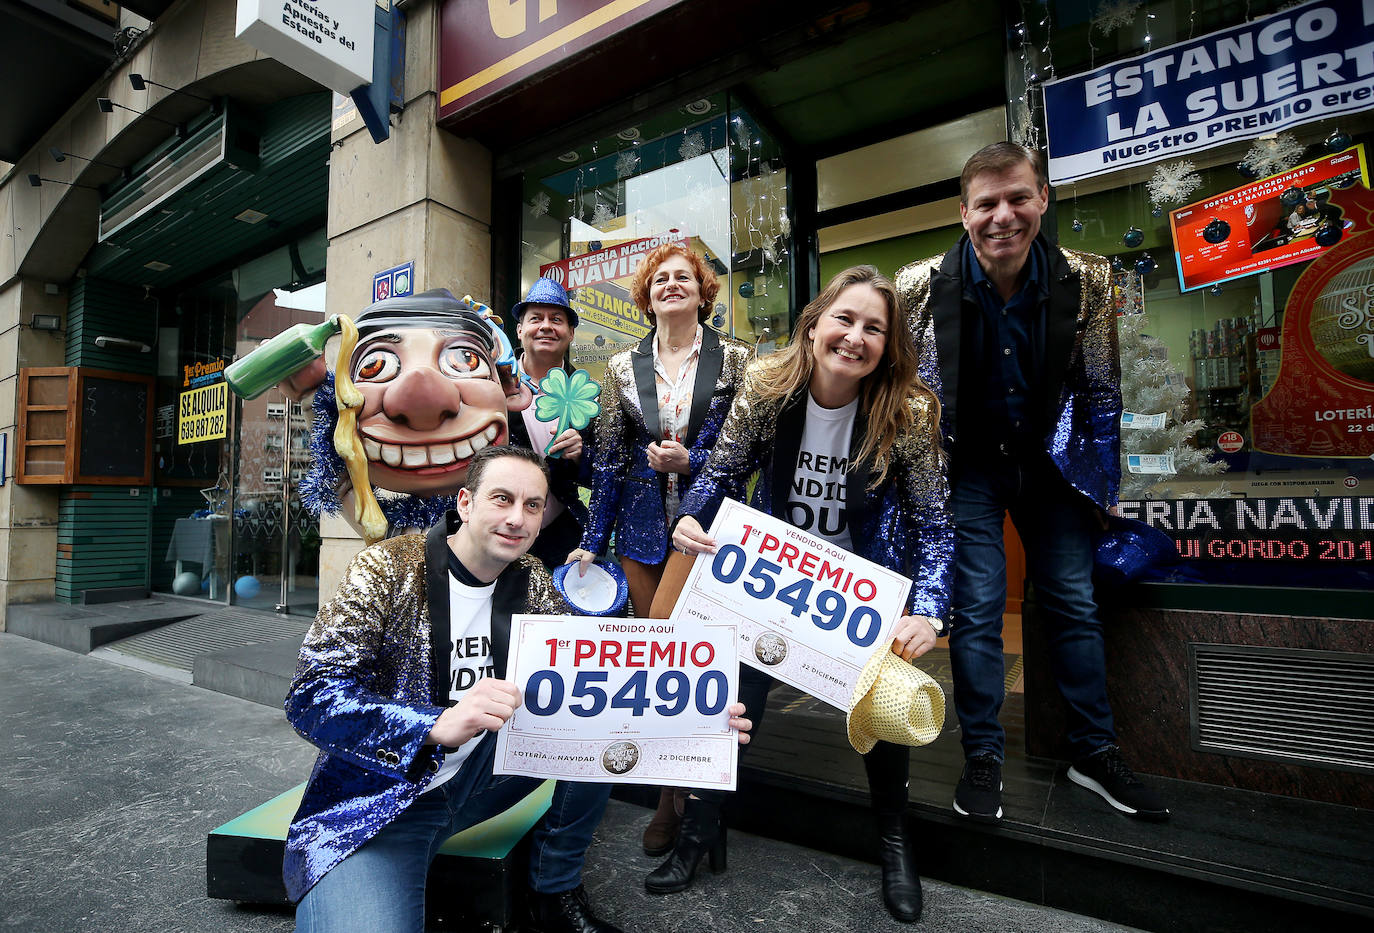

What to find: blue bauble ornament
left=1111, top=256, right=1125, bottom=272
left=1203, top=218, right=1231, bottom=244
left=738, top=281, right=754, bottom=299
left=1072, top=218, right=1084, bottom=233
left=1279, top=186, right=1306, bottom=208
left=1315, top=222, right=1343, bottom=247
left=1326, top=129, right=1352, bottom=152
left=1209, top=283, right=1224, bottom=296
left=234, top=575, right=261, bottom=599
left=173, top=571, right=200, bottom=596
left=1237, top=162, right=1258, bottom=179
left=1135, top=254, right=1156, bottom=275
left=1122, top=226, right=1145, bottom=248
left=1151, top=206, right=1164, bottom=217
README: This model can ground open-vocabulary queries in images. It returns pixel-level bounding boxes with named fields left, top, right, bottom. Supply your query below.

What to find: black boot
left=644, top=796, right=726, bottom=894
left=874, top=810, right=923, bottom=923
left=529, top=884, right=624, bottom=933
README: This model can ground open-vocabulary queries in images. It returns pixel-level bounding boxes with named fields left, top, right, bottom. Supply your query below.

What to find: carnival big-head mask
left=226, top=288, right=532, bottom=544
left=323, top=289, right=531, bottom=541
left=346, top=289, right=529, bottom=497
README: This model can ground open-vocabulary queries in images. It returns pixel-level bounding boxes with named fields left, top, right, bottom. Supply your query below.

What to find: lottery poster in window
left=494, top=615, right=739, bottom=790
left=1169, top=146, right=1370, bottom=292
left=669, top=498, right=912, bottom=711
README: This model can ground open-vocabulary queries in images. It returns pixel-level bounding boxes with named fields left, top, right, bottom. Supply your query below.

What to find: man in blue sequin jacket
left=284, top=446, right=622, bottom=933
left=895, top=142, right=1169, bottom=826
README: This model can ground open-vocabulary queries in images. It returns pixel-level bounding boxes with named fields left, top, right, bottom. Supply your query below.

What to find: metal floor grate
left=101, top=610, right=310, bottom=672
left=1191, top=643, right=1374, bottom=774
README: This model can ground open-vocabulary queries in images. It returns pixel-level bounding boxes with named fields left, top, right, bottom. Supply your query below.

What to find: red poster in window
left=1169, top=147, right=1370, bottom=292
left=1250, top=185, right=1374, bottom=458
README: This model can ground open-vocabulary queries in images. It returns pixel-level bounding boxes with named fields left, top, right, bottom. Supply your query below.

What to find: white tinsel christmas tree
left=1117, top=310, right=1229, bottom=499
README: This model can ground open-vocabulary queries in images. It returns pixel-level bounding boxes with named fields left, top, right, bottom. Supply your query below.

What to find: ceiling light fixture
left=27, top=174, right=99, bottom=190
left=96, top=97, right=188, bottom=138
left=48, top=147, right=132, bottom=180
left=128, top=73, right=221, bottom=114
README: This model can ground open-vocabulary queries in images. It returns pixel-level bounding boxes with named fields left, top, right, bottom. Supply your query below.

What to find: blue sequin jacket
left=581, top=327, right=752, bottom=565
left=675, top=374, right=954, bottom=623
left=283, top=513, right=568, bottom=903
left=895, top=235, right=1122, bottom=510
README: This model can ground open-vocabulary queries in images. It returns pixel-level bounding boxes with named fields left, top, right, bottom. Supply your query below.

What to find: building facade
left=2, top=0, right=1370, bottom=806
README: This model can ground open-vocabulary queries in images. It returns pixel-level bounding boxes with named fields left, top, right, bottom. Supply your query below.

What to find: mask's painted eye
left=355, top=348, right=400, bottom=382
left=439, top=345, right=492, bottom=379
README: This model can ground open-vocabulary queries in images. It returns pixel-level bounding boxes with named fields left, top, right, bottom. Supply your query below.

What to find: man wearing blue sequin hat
left=509, top=277, right=594, bottom=568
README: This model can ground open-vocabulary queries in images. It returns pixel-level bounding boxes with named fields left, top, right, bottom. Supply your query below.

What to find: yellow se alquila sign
left=178, top=382, right=228, bottom=444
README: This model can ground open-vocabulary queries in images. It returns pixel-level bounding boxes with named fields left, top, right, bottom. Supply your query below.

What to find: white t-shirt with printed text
left=423, top=573, right=496, bottom=792
left=785, top=394, right=858, bottom=551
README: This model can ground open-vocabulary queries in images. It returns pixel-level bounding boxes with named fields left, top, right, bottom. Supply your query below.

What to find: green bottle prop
left=224, top=316, right=341, bottom=400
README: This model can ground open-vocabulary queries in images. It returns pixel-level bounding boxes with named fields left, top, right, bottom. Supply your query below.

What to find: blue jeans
left=295, top=732, right=612, bottom=933
left=948, top=453, right=1116, bottom=761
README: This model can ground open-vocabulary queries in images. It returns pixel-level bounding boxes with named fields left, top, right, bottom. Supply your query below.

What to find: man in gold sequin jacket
left=895, top=143, right=1168, bottom=826
left=283, top=446, right=625, bottom=933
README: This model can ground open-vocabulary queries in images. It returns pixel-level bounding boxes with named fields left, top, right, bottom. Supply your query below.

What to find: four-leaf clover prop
left=534, top=368, right=602, bottom=457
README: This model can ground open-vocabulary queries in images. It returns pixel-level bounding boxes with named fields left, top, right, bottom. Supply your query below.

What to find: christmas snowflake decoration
left=590, top=202, right=614, bottom=228
left=1010, top=104, right=1037, bottom=149
left=679, top=132, right=706, bottom=161
left=528, top=191, right=550, bottom=218
left=1147, top=160, right=1202, bottom=210
left=682, top=181, right=715, bottom=219
left=1242, top=134, right=1306, bottom=177
left=1092, top=0, right=1142, bottom=33
left=614, top=149, right=639, bottom=179
left=731, top=119, right=751, bottom=152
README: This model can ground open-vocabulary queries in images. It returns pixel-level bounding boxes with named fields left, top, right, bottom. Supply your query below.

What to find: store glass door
left=151, top=233, right=326, bottom=614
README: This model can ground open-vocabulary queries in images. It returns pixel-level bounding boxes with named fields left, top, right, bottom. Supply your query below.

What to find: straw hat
left=846, top=649, right=946, bottom=754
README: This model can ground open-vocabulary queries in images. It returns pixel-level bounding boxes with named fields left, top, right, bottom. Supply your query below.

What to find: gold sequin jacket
left=895, top=236, right=1122, bottom=509
left=283, top=513, right=569, bottom=902
left=676, top=371, right=954, bottom=621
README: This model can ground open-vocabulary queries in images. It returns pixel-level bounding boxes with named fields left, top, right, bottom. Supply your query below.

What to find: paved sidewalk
left=0, top=633, right=1140, bottom=933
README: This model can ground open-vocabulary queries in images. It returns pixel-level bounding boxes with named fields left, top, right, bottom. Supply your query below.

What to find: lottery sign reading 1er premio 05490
left=670, top=499, right=912, bottom=711
left=494, top=616, right=739, bottom=790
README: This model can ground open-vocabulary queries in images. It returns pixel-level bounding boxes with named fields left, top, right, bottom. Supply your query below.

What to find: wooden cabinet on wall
left=16, top=367, right=154, bottom=485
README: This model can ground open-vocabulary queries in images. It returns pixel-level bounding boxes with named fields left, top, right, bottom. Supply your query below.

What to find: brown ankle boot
left=642, top=787, right=683, bottom=856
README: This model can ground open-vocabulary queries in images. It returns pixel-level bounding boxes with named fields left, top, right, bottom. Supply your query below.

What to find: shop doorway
left=152, top=234, right=326, bottom=615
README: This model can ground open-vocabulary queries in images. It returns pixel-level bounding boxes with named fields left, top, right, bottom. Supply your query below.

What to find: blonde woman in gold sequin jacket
left=656, top=265, right=954, bottom=923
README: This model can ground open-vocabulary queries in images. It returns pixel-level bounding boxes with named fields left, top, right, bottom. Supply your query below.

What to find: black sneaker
left=1067, top=746, right=1170, bottom=822
left=952, top=755, right=1003, bottom=821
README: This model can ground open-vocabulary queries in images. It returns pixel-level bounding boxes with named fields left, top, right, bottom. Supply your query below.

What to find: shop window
left=519, top=93, right=792, bottom=379
left=1028, top=0, right=1374, bottom=590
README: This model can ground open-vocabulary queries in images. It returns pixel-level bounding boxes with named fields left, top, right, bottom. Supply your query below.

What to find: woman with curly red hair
left=566, top=241, right=752, bottom=855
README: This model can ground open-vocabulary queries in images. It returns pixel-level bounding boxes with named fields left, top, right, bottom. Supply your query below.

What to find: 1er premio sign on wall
left=236, top=0, right=375, bottom=95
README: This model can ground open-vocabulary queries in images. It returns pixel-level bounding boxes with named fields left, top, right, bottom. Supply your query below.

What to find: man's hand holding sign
left=672, top=499, right=943, bottom=728
left=495, top=616, right=746, bottom=789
